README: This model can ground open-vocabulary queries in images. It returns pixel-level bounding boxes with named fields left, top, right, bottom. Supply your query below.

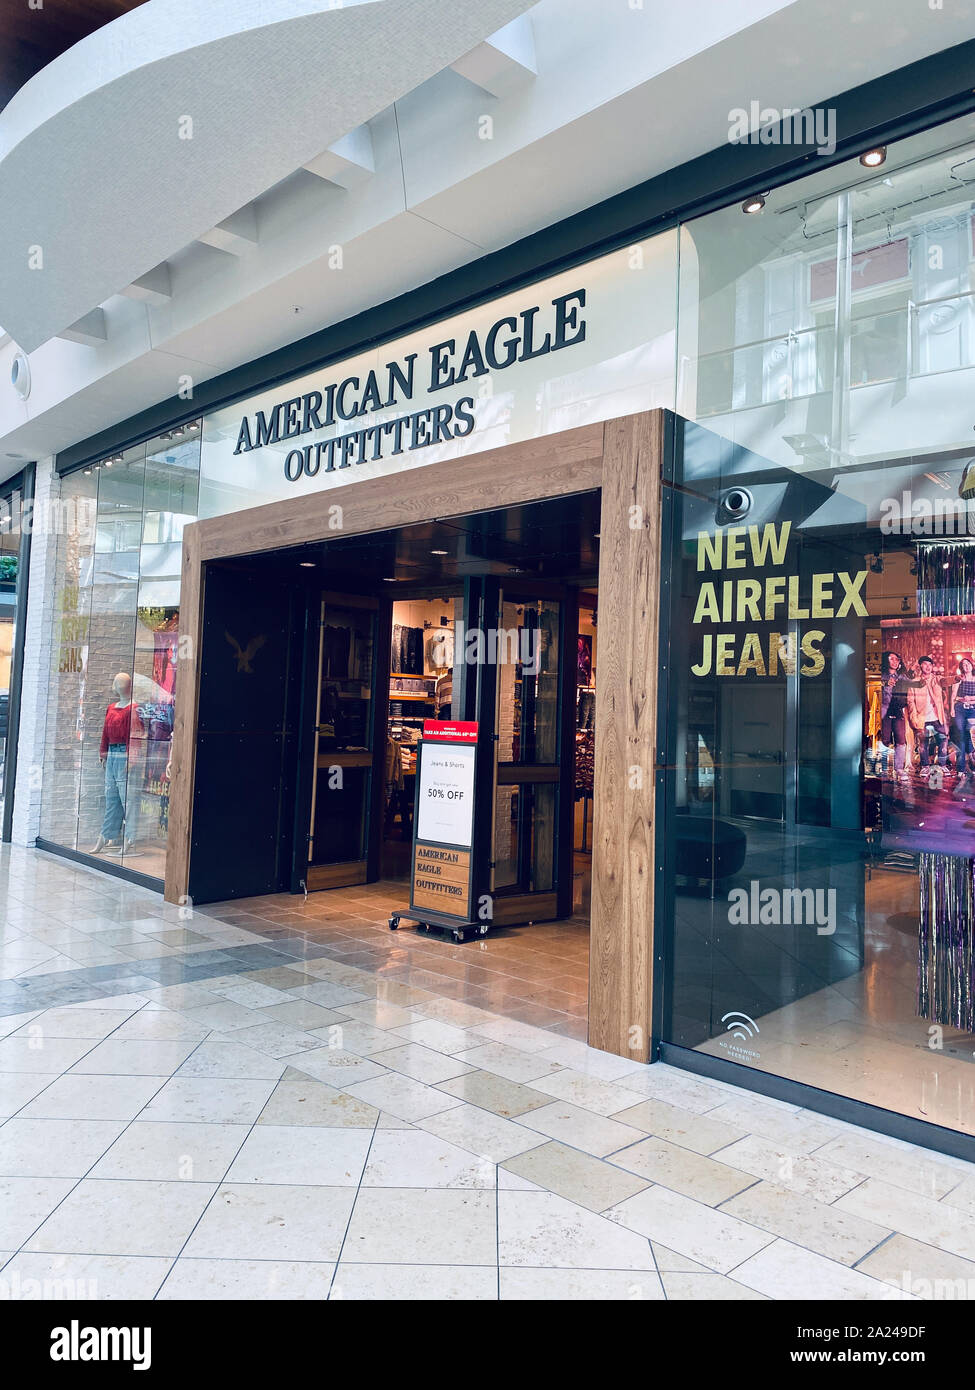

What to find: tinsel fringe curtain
left=916, top=543, right=975, bottom=617
left=918, top=851, right=975, bottom=1030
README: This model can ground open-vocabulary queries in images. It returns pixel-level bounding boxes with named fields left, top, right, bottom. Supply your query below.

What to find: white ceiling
left=0, top=0, right=535, bottom=352
left=2, top=0, right=975, bottom=476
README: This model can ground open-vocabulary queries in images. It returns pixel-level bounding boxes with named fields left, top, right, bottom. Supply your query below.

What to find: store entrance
left=291, top=508, right=600, bottom=942
left=189, top=490, right=600, bottom=1034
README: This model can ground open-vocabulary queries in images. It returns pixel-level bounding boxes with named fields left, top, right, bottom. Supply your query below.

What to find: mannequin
left=92, top=672, right=143, bottom=855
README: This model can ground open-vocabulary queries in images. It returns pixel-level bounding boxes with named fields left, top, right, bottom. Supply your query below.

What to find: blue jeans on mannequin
left=101, top=744, right=129, bottom=840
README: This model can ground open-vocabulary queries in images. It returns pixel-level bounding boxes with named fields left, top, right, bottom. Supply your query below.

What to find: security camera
left=716, top=486, right=753, bottom=525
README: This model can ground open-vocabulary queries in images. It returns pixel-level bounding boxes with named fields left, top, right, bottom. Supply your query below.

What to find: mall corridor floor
left=0, top=847, right=972, bottom=1302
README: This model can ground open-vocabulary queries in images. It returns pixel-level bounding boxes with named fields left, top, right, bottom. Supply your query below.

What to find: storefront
left=0, top=465, right=31, bottom=841
left=35, top=95, right=975, bottom=1156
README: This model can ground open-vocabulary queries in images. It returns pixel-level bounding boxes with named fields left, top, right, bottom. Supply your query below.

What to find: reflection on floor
left=683, top=825, right=975, bottom=1136
left=229, top=881, right=591, bottom=1041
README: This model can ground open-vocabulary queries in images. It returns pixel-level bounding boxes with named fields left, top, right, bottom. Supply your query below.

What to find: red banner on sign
left=423, top=720, right=479, bottom=743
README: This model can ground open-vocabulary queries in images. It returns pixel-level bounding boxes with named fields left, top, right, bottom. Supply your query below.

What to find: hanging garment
left=577, top=688, right=596, bottom=731
left=427, top=626, right=455, bottom=671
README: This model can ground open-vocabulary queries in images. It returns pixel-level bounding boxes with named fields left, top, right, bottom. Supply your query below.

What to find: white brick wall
left=11, top=456, right=59, bottom=845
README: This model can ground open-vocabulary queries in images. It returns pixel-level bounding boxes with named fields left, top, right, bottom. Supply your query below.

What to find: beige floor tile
left=89, top=1121, right=248, bottom=1182
left=0, top=1116, right=126, bottom=1178
left=530, top=1040, right=649, bottom=1082
left=704, top=1096, right=842, bottom=1153
left=344, top=1073, right=463, bottom=1124
left=452, top=1041, right=565, bottom=1084
left=11, top=1008, right=136, bottom=1040
left=419, top=1102, right=547, bottom=1163
left=498, top=1190, right=657, bottom=1270
left=0, top=1036, right=95, bottom=1074
left=0, top=1072, right=61, bottom=1118
left=288, top=982, right=375, bottom=1009
left=856, top=1233, right=975, bottom=1297
left=836, top=1177, right=975, bottom=1261
left=412, top=999, right=498, bottom=1028
left=175, top=1001, right=266, bottom=1033
left=343, top=1188, right=497, bottom=1265
left=225, top=1124, right=371, bottom=1186
left=661, top=1271, right=768, bottom=1299
left=182, top=1183, right=356, bottom=1262
left=0, top=1176, right=77, bottom=1247
left=158, top=1258, right=336, bottom=1300
left=612, top=1098, right=746, bottom=1156
left=610, top=1136, right=754, bottom=1205
left=940, top=1174, right=975, bottom=1216
left=255, top=1000, right=347, bottom=1031
left=21, top=1073, right=166, bottom=1122
left=612, top=1065, right=735, bottom=1115
left=361, top=1129, right=496, bottom=1189
left=0, top=1251, right=171, bottom=1300
left=469, top=1019, right=564, bottom=1053
left=69, top=1038, right=201, bottom=1077
left=391, top=1020, right=475, bottom=1054
left=313, top=1020, right=401, bottom=1056
left=517, top=1100, right=644, bottom=1158
left=722, top=1181, right=891, bottom=1265
left=337, top=1001, right=426, bottom=1031
left=814, top=1133, right=968, bottom=1201
left=500, top=1267, right=662, bottom=1299
left=502, top=1141, right=650, bottom=1213
left=606, top=1185, right=774, bottom=1274
left=714, top=1133, right=864, bottom=1202
left=175, top=1040, right=286, bottom=1081
left=24, top=1178, right=217, bottom=1257
left=373, top=1043, right=473, bottom=1086
left=222, top=1022, right=325, bottom=1060
left=109, top=1011, right=211, bottom=1041
left=287, top=1047, right=389, bottom=1088
left=139, top=1076, right=278, bottom=1125
left=527, top=1069, right=648, bottom=1117
left=257, top=1076, right=379, bottom=1128
left=650, top=1242, right=710, bottom=1273
left=332, top=1263, right=497, bottom=1300
left=437, top=1069, right=552, bottom=1118
left=730, top=1238, right=908, bottom=1300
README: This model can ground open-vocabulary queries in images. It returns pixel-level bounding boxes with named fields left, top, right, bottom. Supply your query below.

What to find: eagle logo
left=225, top=631, right=266, bottom=673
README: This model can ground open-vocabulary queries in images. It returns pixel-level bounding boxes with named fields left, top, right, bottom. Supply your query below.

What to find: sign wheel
left=388, top=915, right=400, bottom=931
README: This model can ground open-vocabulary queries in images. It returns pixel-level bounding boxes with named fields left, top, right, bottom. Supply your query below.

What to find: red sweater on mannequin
left=100, top=703, right=143, bottom=757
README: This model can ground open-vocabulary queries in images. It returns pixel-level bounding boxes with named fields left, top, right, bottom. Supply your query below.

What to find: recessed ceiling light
left=431, top=549, right=448, bottom=556
left=741, top=194, right=766, bottom=215
left=299, top=561, right=315, bottom=568
left=382, top=577, right=397, bottom=582
left=859, top=146, right=886, bottom=168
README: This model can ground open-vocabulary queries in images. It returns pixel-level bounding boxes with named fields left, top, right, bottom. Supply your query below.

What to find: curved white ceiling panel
left=0, top=0, right=534, bottom=352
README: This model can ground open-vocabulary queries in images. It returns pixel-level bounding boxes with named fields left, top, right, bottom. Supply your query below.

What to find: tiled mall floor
left=0, top=849, right=974, bottom=1301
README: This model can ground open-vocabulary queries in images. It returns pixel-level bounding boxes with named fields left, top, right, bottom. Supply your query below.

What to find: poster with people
left=869, top=618, right=975, bottom=854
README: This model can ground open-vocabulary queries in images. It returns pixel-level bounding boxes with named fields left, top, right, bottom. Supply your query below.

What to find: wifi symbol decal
left=721, top=1011, right=760, bottom=1042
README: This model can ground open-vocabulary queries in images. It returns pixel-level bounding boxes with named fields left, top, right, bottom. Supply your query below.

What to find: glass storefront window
left=663, top=116, right=975, bottom=1139
left=40, top=423, right=201, bottom=881
left=0, top=480, right=22, bottom=818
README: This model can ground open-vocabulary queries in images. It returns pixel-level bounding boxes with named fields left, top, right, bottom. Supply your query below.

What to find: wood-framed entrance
left=165, top=409, right=665, bottom=1060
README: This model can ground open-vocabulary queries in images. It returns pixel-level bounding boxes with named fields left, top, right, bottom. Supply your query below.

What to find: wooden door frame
left=165, top=410, right=666, bottom=1059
